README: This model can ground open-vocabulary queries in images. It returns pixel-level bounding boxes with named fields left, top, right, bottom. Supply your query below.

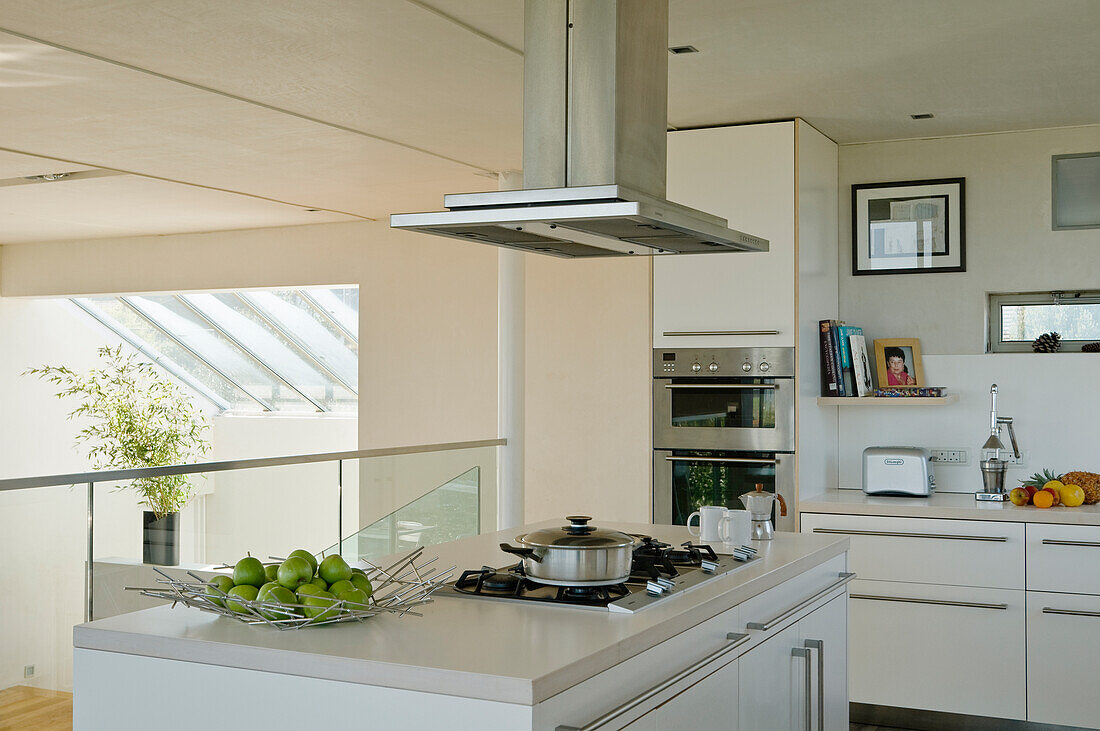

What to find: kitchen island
left=74, top=521, right=849, bottom=730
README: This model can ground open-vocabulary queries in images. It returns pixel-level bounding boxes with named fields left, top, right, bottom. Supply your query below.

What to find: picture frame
left=873, top=338, right=925, bottom=388
left=852, top=178, right=965, bottom=275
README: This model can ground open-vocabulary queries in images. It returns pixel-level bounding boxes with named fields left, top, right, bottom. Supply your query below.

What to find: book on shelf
left=818, top=320, right=839, bottom=396
left=873, top=386, right=949, bottom=398
left=849, top=333, right=872, bottom=397
left=837, top=324, right=863, bottom=396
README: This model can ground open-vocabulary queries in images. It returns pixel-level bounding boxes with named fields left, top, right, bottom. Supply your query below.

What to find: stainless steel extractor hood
left=390, top=0, right=769, bottom=258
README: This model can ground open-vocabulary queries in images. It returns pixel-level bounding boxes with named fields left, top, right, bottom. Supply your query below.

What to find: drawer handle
left=851, top=593, right=1008, bottom=611
left=1041, top=539, right=1100, bottom=548
left=746, top=572, right=856, bottom=631
left=663, top=383, right=778, bottom=390
left=1043, top=607, right=1100, bottom=618
left=792, top=647, right=813, bottom=731
left=812, top=528, right=1008, bottom=542
left=804, top=640, right=825, bottom=731
left=663, top=330, right=781, bottom=337
left=555, top=632, right=751, bottom=731
left=665, top=456, right=779, bottom=465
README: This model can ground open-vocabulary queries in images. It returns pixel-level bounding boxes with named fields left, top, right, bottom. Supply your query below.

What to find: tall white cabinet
left=657, top=120, right=841, bottom=519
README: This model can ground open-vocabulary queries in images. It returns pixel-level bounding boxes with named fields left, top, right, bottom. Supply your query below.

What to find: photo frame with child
left=873, top=338, right=924, bottom=388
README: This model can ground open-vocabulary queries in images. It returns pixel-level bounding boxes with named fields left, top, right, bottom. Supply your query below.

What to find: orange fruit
left=1033, top=490, right=1054, bottom=509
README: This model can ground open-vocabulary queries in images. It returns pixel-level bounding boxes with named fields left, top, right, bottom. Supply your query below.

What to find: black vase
left=143, top=511, right=180, bottom=566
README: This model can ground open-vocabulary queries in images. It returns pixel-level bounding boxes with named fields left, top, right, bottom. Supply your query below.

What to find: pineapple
left=1021, top=469, right=1061, bottom=491
left=1060, top=471, right=1100, bottom=505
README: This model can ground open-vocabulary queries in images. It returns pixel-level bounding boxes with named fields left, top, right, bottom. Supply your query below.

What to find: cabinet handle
left=804, top=639, right=825, bottom=731
left=746, top=572, right=856, bottom=631
left=665, top=456, right=779, bottom=465
left=1042, top=607, right=1100, bottom=618
left=663, top=330, right=781, bottom=337
left=663, top=383, right=778, bottom=390
left=555, top=632, right=751, bottom=731
left=1041, top=539, right=1100, bottom=548
left=792, top=647, right=813, bottom=731
left=812, top=528, right=1008, bottom=542
left=851, top=594, right=1008, bottom=610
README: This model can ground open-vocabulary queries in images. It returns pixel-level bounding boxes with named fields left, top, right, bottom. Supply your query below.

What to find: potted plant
left=27, top=345, right=210, bottom=565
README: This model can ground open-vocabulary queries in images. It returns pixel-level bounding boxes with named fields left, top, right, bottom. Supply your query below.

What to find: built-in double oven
left=653, top=347, right=796, bottom=532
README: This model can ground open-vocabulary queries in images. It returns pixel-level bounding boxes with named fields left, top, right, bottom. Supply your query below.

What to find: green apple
left=277, top=556, right=313, bottom=589
left=349, top=573, right=373, bottom=598
left=257, top=585, right=299, bottom=620
left=328, top=579, right=354, bottom=597
left=287, top=549, right=318, bottom=575
left=204, top=575, right=235, bottom=607
left=308, top=576, right=328, bottom=591
left=232, top=556, right=267, bottom=588
left=336, top=587, right=369, bottom=610
left=301, top=591, right=339, bottom=622
left=264, top=564, right=280, bottom=583
left=256, top=582, right=280, bottom=603
left=226, top=584, right=259, bottom=614
left=295, top=583, right=323, bottom=601
left=318, top=554, right=352, bottom=585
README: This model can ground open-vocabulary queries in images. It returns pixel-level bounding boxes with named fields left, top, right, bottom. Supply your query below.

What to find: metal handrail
left=0, top=438, right=506, bottom=492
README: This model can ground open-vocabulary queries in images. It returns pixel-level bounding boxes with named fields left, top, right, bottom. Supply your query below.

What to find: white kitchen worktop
left=74, top=520, right=847, bottom=705
left=801, top=488, right=1100, bottom=525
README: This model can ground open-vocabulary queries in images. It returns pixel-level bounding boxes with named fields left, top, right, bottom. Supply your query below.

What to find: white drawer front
left=800, top=513, right=1023, bottom=589
left=848, top=579, right=1025, bottom=720
left=1025, top=523, right=1100, bottom=594
left=1026, top=591, right=1100, bottom=728
left=738, top=554, right=849, bottom=647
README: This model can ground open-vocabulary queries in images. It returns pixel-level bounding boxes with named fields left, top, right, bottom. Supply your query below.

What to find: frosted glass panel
left=1053, top=153, right=1100, bottom=229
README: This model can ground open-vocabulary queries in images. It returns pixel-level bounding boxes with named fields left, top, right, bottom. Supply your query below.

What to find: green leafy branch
left=25, top=345, right=211, bottom=518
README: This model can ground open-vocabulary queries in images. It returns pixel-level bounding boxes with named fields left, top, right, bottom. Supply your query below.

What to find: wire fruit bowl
left=127, top=546, right=453, bottom=630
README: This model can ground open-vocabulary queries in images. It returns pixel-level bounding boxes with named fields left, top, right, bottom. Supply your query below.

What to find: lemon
left=1043, top=479, right=1065, bottom=492
left=1059, top=484, right=1085, bottom=508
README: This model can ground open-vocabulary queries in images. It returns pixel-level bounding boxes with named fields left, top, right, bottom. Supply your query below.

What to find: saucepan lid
left=517, top=516, right=635, bottom=549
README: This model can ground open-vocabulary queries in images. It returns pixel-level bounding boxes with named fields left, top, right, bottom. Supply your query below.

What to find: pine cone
left=1032, top=332, right=1062, bottom=353
left=1083, top=342, right=1100, bottom=353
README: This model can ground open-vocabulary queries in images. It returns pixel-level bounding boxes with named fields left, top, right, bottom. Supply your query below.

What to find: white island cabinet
left=74, top=522, right=849, bottom=731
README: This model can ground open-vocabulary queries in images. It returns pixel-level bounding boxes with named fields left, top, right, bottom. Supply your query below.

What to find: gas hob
left=443, top=538, right=757, bottom=613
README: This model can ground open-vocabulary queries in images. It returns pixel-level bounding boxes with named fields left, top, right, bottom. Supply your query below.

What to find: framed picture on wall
left=852, top=178, right=965, bottom=275
left=873, top=338, right=925, bottom=388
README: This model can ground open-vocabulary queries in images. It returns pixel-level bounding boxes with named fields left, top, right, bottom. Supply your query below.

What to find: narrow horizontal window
left=989, top=291, right=1100, bottom=352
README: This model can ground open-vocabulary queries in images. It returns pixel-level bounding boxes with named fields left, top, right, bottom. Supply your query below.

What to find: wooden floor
left=0, top=686, right=72, bottom=731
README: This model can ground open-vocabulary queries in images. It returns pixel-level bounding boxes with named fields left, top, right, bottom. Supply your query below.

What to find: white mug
left=721, top=509, right=752, bottom=546
left=687, top=505, right=728, bottom=543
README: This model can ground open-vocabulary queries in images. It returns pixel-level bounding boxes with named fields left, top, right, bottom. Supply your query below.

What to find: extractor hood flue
left=390, top=0, right=769, bottom=258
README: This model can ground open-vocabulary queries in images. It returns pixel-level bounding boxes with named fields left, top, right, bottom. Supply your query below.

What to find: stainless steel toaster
left=862, top=447, right=936, bottom=496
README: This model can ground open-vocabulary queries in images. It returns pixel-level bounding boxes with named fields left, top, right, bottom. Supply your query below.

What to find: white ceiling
left=0, top=0, right=1096, bottom=245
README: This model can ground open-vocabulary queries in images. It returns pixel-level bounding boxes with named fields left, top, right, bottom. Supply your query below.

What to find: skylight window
left=73, top=287, right=358, bottom=413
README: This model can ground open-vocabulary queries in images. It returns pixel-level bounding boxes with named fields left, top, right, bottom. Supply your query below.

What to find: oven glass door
left=653, top=379, right=795, bottom=452
left=653, top=450, right=794, bottom=531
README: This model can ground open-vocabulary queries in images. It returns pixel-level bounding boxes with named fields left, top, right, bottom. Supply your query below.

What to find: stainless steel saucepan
left=499, top=516, right=636, bottom=586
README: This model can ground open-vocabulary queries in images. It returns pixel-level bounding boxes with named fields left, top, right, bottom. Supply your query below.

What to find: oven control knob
left=741, top=362, right=753, bottom=372
left=708, top=362, right=719, bottom=373
left=691, top=361, right=702, bottom=373
left=758, top=361, right=771, bottom=372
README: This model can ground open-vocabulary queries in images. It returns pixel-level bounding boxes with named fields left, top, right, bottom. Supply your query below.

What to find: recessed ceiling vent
left=910, top=113, right=935, bottom=120
left=391, top=0, right=769, bottom=258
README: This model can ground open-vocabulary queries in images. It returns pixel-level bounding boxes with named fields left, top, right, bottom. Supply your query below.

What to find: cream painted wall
left=524, top=256, right=652, bottom=524
left=839, top=125, right=1100, bottom=354
left=834, top=126, right=1100, bottom=494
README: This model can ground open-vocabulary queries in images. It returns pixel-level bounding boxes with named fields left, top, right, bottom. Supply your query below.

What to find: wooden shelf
left=817, top=394, right=958, bottom=406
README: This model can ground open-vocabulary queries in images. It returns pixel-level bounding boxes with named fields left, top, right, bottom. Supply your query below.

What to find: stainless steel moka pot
left=977, top=384, right=1021, bottom=502
left=739, top=484, right=788, bottom=540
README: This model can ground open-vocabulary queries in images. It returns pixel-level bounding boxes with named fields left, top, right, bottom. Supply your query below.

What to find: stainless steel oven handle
left=747, top=573, right=855, bottom=631
left=663, top=383, right=779, bottom=390
left=665, top=456, right=779, bottom=465
left=555, top=632, right=751, bottom=731
left=663, top=330, right=781, bottom=336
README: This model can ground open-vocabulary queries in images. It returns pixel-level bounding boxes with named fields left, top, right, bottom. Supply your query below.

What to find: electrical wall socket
left=24, top=664, right=34, bottom=678
left=930, top=448, right=970, bottom=465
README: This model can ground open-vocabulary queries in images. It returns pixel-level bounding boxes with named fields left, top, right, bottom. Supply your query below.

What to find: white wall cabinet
left=657, top=122, right=797, bottom=349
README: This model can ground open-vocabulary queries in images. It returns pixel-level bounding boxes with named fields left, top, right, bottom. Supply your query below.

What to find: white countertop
left=801, top=489, right=1100, bottom=525
left=74, top=520, right=847, bottom=705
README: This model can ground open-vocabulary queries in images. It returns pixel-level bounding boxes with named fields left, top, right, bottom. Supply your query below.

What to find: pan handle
left=499, top=543, right=542, bottom=562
